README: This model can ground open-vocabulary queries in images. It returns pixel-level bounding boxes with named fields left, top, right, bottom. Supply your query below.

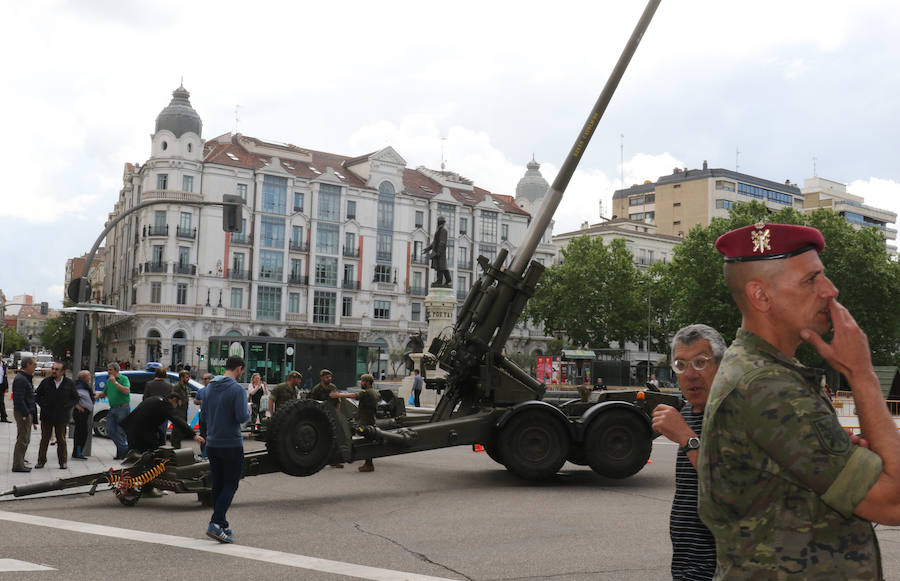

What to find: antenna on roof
left=812, top=156, right=817, bottom=177
left=234, top=104, right=241, bottom=134
left=440, top=136, right=447, bottom=171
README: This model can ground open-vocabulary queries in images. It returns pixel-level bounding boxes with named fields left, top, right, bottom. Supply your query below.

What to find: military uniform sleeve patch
left=813, top=415, right=850, bottom=455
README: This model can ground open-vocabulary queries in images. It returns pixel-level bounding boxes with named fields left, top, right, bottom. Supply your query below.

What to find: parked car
left=92, top=369, right=204, bottom=438
left=34, top=353, right=54, bottom=376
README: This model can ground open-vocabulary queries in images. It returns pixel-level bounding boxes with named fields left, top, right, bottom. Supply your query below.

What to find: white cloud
left=846, top=178, right=900, bottom=230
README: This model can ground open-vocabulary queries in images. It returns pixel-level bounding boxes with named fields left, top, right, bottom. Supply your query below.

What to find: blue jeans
left=207, top=446, right=244, bottom=529
left=106, top=405, right=130, bottom=457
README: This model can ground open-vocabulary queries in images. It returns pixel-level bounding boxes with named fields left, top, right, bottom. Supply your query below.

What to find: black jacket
left=120, top=395, right=195, bottom=452
left=143, top=378, right=172, bottom=399
left=35, top=376, right=78, bottom=423
left=12, top=371, right=37, bottom=418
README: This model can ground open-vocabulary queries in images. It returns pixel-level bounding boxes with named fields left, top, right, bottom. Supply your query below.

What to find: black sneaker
left=12, top=466, right=31, bottom=473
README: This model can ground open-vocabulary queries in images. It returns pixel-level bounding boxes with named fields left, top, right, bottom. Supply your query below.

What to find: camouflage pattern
left=698, top=329, right=884, bottom=579
left=310, top=381, right=344, bottom=412
left=355, top=386, right=378, bottom=427
left=269, top=381, right=298, bottom=412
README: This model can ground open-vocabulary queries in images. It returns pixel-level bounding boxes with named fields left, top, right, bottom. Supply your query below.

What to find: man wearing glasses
left=652, top=324, right=726, bottom=581
left=34, top=362, right=78, bottom=469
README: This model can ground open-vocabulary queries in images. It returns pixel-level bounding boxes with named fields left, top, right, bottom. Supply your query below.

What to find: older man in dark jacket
left=34, top=361, right=78, bottom=469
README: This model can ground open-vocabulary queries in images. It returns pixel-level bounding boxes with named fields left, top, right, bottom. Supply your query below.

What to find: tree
left=389, top=348, right=407, bottom=377
left=525, top=235, right=645, bottom=348
left=1, top=326, right=28, bottom=354
left=39, top=302, right=95, bottom=365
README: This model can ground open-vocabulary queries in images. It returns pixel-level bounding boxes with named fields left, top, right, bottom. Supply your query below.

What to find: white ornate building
left=99, top=86, right=554, bottom=384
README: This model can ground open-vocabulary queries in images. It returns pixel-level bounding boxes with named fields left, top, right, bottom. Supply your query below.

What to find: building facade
left=99, top=86, right=554, bottom=375
left=65, top=249, right=105, bottom=303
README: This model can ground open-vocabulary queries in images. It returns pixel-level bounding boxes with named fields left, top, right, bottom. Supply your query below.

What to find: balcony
left=230, top=232, right=252, bottom=245
left=342, top=280, right=360, bottom=290
left=288, top=274, right=309, bottom=286
left=411, top=254, right=429, bottom=266
left=289, top=240, right=309, bottom=252
left=228, top=269, right=248, bottom=280
left=376, top=251, right=392, bottom=262
left=343, top=246, right=360, bottom=258
left=409, top=286, right=428, bottom=297
left=143, top=261, right=167, bottom=273
left=174, top=263, right=197, bottom=275
left=176, top=226, right=197, bottom=239
left=457, top=260, right=473, bottom=271
left=259, top=270, right=283, bottom=282
left=145, top=224, right=168, bottom=237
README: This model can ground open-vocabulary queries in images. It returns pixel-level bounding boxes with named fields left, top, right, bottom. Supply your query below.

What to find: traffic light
left=200, top=354, right=205, bottom=362
left=222, top=194, right=242, bottom=232
left=196, top=347, right=201, bottom=356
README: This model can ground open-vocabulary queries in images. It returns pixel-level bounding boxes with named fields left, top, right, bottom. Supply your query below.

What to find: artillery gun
left=4, top=0, right=680, bottom=505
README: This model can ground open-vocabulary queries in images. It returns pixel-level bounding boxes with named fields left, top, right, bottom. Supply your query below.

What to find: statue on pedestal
left=424, top=216, right=451, bottom=287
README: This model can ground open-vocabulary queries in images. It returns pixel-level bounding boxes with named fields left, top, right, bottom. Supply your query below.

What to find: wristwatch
left=680, top=436, right=700, bottom=454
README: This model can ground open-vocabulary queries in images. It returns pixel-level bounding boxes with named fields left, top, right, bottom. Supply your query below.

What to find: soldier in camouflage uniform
left=330, top=373, right=379, bottom=472
left=267, top=370, right=301, bottom=417
left=698, top=223, right=897, bottom=579
left=309, top=369, right=345, bottom=468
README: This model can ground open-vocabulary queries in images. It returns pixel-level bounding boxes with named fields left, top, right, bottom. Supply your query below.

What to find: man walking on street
left=35, top=361, right=78, bottom=469
left=11, top=356, right=38, bottom=472
left=201, top=355, right=249, bottom=543
left=102, top=362, right=131, bottom=459
left=411, top=368, right=424, bottom=407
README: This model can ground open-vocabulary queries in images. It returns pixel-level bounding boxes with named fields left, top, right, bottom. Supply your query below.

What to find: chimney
left=702, top=160, right=708, bottom=170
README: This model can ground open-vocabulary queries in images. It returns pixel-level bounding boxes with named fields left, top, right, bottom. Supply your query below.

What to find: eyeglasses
left=671, top=355, right=715, bottom=374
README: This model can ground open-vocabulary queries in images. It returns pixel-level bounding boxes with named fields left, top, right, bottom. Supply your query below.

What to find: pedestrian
left=301, top=364, right=314, bottom=391
left=11, top=356, right=38, bottom=472
left=170, top=369, right=192, bottom=448
left=411, top=368, right=423, bottom=407
left=698, top=222, right=898, bottom=577
left=380, top=369, right=386, bottom=381
left=0, top=358, right=10, bottom=423
left=268, top=370, right=301, bottom=417
left=592, top=377, right=607, bottom=392
left=330, top=373, right=378, bottom=472
left=200, top=355, right=250, bottom=544
left=651, top=324, right=724, bottom=581
left=143, top=366, right=172, bottom=446
left=34, top=361, right=78, bottom=469
left=102, top=361, right=131, bottom=460
left=247, top=372, right=267, bottom=424
left=72, top=369, right=95, bottom=460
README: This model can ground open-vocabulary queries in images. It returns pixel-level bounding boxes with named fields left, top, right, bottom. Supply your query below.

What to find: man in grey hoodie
left=200, top=355, right=249, bottom=544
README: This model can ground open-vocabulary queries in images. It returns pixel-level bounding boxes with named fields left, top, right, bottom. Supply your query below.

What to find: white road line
left=0, top=558, right=55, bottom=572
left=0, top=510, right=459, bottom=581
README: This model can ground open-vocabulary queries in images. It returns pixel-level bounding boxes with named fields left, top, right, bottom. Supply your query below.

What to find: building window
left=262, top=175, right=287, bottom=214
left=481, top=211, right=498, bottom=242
left=232, top=252, right=245, bottom=274
left=415, top=210, right=424, bottom=228
left=316, top=223, right=339, bottom=255
left=179, top=212, right=192, bottom=231
left=343, top=263, right=355, bottom=284
left=413, top=271, right=423, bottom=289
left=374, top=264, right=392, bottom=283
left=289, top=258, right=303, bottom=279
left=459, top=217, right=468, bottom=235
left=478, top=244, right=497, bottom=262
left=374, top=300, right=391, bottom=319
left=260, top=216, right=285, bottom=248
left=154, top=210, right=166, bottom=229
left=457, top=275, right=466, bottom=290
left=411, top=302, right=421, bottom=322
left=157, top=174, right=168, bottom=190
left=346, top=200, right=356, bottom=220
left=629, top=195, right=644, bottom=206
left=344, top=232, right=355, bottom=253
left=315, top=256, right=338, bottom=287
left=176, top=283, right=188, bottom=305
left=501, top=223, right=509, bottom=241
left=182, top=175, right=193, bottom=193
left=715, top=180, right=736, bottom=192
left=436, top=202, right=456, bottom=234
left=673, top=202, right=681, bottom=207
left=288, top=292, right=300, bottom=313
left=292, top=225, right=303, bottom=247
left=644, top=193, right=655, bottom=203
left=178, top=246, right=190, bottom=268
left=376, top=232, right=392, bottom=262
left=673, top=220, right=681, bottom=225
left=256, top=286, right=282, bottom=321
left=715, top=199, right=735, bottom=210
left=293, top=192, right=304, bottom=213
left=152, top=245, right=164, bottom=265
left=150, top=282, right=161, bottom=304
left=313, top=291, right=336, bottom=324
left=318, top=183, right=341, bottom=221
left=237, top=183, right=247, bottom=202
left=230, top=288, right=243, bottom=309
left=259, top=250, right=283, bottom=281
left=673, top=184, right=681, bottom=189
left=342, top=296, right=353, bottom=317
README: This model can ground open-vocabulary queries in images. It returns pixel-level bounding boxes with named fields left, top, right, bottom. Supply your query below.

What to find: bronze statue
left=424, top=216, right=451, bottom=287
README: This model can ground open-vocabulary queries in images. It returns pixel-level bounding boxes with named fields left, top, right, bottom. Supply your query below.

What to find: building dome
left=515, top=157, right=549, bottom=203
left=155, top=85, right=202, bottom=138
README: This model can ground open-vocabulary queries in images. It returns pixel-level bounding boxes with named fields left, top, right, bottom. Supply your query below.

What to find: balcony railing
left=145, top=224, right=168, bottom=237
left=143, top=261, right=167, bottom=273
left=228, top=269, right=248, bottom=280
left=411, top=254, right=429, bottom=266
left=376, top=251, right=392, bottom=262
left=409, top=286, right=428, bottom=297
left=259, top=270, right=283, bottom=282
left=289, top=240, right=309, bottom=252
left=230, top=233, right=252, bottom=245
left=457, top=260, right=473, bottom=270
left=176, top=226, right=197, bottom=239
left=343, top=246, right=360, bottom=258
left=174, top=263, right=197, bottom=275
left=342, top=280, right=360, bottom=290
left=288, top=274, right=309, bottom=286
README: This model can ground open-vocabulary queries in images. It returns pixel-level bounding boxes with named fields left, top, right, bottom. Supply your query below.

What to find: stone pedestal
left=424, top=286, right=456, bottom=345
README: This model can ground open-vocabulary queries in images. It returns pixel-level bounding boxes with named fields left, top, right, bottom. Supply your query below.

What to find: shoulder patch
left=813, top=415, right=850, bottom=455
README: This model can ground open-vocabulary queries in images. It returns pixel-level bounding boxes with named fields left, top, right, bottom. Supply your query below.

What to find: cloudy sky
left=2, top=0, right=898, bottom=308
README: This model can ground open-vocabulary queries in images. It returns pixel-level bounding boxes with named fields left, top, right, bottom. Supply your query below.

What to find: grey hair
left=21, top=356, right=35, bottom=368
left=106, top=361, right=121, bottom=372
left=671, top=324, right=727, bottom=363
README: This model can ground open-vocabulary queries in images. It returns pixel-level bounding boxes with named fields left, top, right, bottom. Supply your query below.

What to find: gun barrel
left=509, top=0, right=662, bottom=276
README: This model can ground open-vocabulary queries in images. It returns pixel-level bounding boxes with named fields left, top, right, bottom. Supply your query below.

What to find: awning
left=562, top=349, right=596, bottom=360
left=59, top=304, right=133, bottom=316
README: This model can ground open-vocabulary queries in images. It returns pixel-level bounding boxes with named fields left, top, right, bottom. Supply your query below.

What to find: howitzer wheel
left=267, top=399, right=339, bottom=476
left=498, top=410, right=570, bottom=481
left=584, top=410, right=651, bottom=479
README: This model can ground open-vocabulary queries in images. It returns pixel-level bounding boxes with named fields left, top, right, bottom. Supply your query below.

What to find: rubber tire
left=566, top=443, right=588, bottom=466
left=117, top=488, right=142, bottom=507
left=93, top=410, right=109, bottom=438
left=482, top=439, right=505, bottom=466
left=498, top=410, right=570, bottom=481
left=267, top=399, right=339, bottom=477
left=584, top=409, right=651, bottom=479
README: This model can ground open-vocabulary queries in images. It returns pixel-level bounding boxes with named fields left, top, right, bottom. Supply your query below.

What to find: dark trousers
left=207, top=445, right=244, bottom=529
left=0, top=388, right=8, bottom=421
left=38, top=420, right=68, bottom=466
left=12, top=410, right=32, bottom=469
left=413, top=389, right=421, bottom=407
left=73, top=408, right=91, bottom=456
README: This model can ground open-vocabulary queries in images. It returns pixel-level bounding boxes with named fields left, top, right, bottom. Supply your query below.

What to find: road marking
left=0, top=510, right=458, bottom=581
left=0, top=558, right=55, bottom=572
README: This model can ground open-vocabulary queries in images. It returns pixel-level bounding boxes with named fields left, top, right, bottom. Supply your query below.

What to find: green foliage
left=38, top=301, right=95, bottom=364
left=1, top=326, right=28, bottom=354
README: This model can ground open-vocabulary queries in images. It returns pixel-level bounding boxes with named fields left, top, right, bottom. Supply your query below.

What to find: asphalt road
left=2, top=436, right=900, bottom=580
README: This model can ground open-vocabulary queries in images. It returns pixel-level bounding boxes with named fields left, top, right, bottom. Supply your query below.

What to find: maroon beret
left=715, top=222, right=825, bottom=263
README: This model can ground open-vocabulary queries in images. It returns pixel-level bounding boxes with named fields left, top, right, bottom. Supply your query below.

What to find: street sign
left=67, top=278, right=91, bottom=303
